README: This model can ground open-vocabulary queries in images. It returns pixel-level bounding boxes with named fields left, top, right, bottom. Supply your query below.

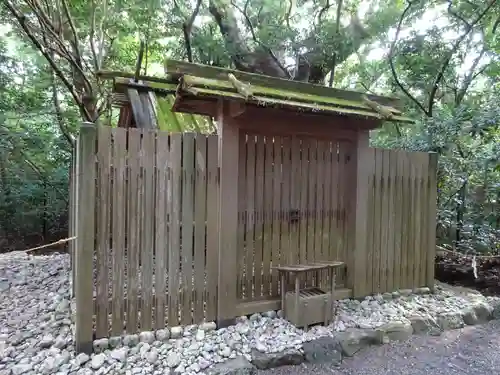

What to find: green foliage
left=0, top=0, right=499, bottom=254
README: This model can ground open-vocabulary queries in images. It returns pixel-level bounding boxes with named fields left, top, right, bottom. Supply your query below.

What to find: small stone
left=123, top=334, right=139, bottom=347
left=399, top=289, right=412, bottom=296
left=415, top=287, right=431, bottom=295
left=156, top=329, right=170, bottom=341
left=174, top=364, right=186, bottom=373
left=251, top=349, right=304, bottom=370
left=198, top=358, right=211, bottom=370
left=262, top=311, right=276, bottom=319
left=11, top=364, right=33, bottom=375
left=166, top=352, right=181, bottom=368
left=170, top=327, right=183, bottom=339
left=195, top=330, right=205, bottom=341
left=111, top=347, right=129, bottom=362
left=91, top=354, right=106, bottom=370
left=108, top=336, right=122, bottom=348
left=40, top=334, right=55, bottom=348
left=437, top=312, right=465, bottom=330
left=302, top=337, right=342, bottom=365
left=376, top=322, right=413, bottom=342
left=200, top=322, right=217, bottom=331
left=93, top=338, right=109, bottom=353
left=249, top=314, right=260, bottom=322
left=462, top=308, right=478, bottom=325
left=471, top=302, right=493, bottom=322
left=335, top=328, right=382, bottom=357
left=146, top=348, right=159, bottom=364
left=382, top=292, right=392, bottom=300
left=76, top=352, right=90, bottom=366
left=277, top=310, right=284, bottom=318
left=221, top=346, right=231, bottom=358
left=139, top=331, right=155, bottom=344
left=53, top=336, right=67, bottom=350
left=409, top=315, right=441, bottom=335
left=207, top=356, right=256, bottom=375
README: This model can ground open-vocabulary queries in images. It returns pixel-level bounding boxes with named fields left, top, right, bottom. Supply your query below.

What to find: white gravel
left=1, top=251, right=499, bottom=375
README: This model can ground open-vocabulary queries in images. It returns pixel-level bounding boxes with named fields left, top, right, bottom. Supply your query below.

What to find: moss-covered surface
left=105, top=60, right=415, bottom=124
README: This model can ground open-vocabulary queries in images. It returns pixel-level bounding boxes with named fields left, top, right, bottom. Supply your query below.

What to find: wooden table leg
left=294, top=273, right=300, bottom=326
left=280, top=272, right=286, bottom=316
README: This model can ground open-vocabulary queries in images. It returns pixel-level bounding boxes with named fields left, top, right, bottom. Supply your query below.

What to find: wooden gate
left=236, top=134, right=355, bottom=303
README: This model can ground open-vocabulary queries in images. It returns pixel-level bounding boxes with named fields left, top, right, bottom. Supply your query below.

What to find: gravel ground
left=258, top=319, right=500, bottom=375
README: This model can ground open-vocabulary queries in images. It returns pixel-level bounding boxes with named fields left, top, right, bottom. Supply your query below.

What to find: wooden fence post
left=75, top=123, right=97, bottom=353
left=426, top=152, right=438, bottom=290
left=216, top=102, right=239, bottom=325
left=351, top=131, right=371, bottom=298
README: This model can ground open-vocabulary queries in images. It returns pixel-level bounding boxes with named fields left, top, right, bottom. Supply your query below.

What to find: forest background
left=0, top=0, right=498, bottom=254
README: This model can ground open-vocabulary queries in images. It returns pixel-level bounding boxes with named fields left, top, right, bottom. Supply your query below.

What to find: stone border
left=87, top=288, right=500, bottom=374
left=205, top=298, right=500, bottom=374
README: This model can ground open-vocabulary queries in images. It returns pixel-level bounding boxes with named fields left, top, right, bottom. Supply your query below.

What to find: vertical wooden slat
left=168, top=133, right=182, bottom=326
left=328, top=143, right=339, bottom=262
left=315, top=141, right=325, bottom=263
left=407, top=155, right=417, bottom=289
left=217, top=109, right=239, bottom=322
left=399, top=152, right=410, bottom=289
left=253, top=135, right=265, bottom=298
left=404, top=153, right=414, bottom=289
left=380, top=149, right=391, bottom=293
left=392, top=151, right=403, bottom=290
left=306, top=140, right=317, bottom=266
left=298, top=139, right=309, bottom=271
left=337, top=143, right=348, bottom=269
left=289, top=138, right=301, bottom=265
left=236, top=134, right=247, bottom=301
left=75, top=123, right=96, bottom=354
left=418, top=153, right=429, bottom=287
left=365, top=148, right=375, bottom=294
left=111, top=128, right=127, bottom=335
left=321, top=142, right=332, bottom=262
left=95, top=126, right=111, bottom=338
left=140, top=130, right=155, bottom=331
left=205, top=135, right=219, bottom=320
left=372, top=149, right=383, bottom=293
left=281, top=138, right=292, bottom=266
left=194, top=134, right=208, bottom=321
left=126, top=128, right=141, bottom=333
left=262, top=138, right=274, bottom=296
left=181, top=133, right=195, bottom=325
left=271, top=137, right=282, bottom=296
left=352, top=132, right=370, bottom=298
left=154, top=131, right=169, bottom=329
left=244, top=136, right=256, bottom=300
left=427, top=153, right=438, bottom=290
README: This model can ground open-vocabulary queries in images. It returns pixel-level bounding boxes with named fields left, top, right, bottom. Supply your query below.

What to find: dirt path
left=259, top=319, right=500, bottom=375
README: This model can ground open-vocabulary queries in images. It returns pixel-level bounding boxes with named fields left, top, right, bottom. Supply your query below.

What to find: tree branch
left=50, top=71, right=74, bottom=147
left=230, top=0, right=291, bottom=78
left=456, top=47, right=486, bottom=105
left=3, top=0, right=92, bottom=122
left=182, top=0, right=202, bottom=62
left=428, top=0, right=497, bottom=116
left=389, top=0, right=430, bottom=115
left=329, top=0, right=343, bottom=87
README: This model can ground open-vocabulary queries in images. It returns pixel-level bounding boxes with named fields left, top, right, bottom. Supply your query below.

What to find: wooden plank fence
left=72, top=124, right=437, bottom=351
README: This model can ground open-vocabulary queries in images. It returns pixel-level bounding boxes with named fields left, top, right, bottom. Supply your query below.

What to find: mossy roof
left=100, top=59, right=414, bottom=124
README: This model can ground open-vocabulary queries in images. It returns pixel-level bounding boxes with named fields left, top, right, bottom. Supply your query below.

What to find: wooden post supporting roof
left=216, top=101, right=239, bottom=324
left=351, top=130, right=372, bottom=298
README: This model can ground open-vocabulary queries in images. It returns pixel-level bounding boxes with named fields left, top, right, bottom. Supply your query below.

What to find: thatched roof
left=98, top=59, right=413, bottom=131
